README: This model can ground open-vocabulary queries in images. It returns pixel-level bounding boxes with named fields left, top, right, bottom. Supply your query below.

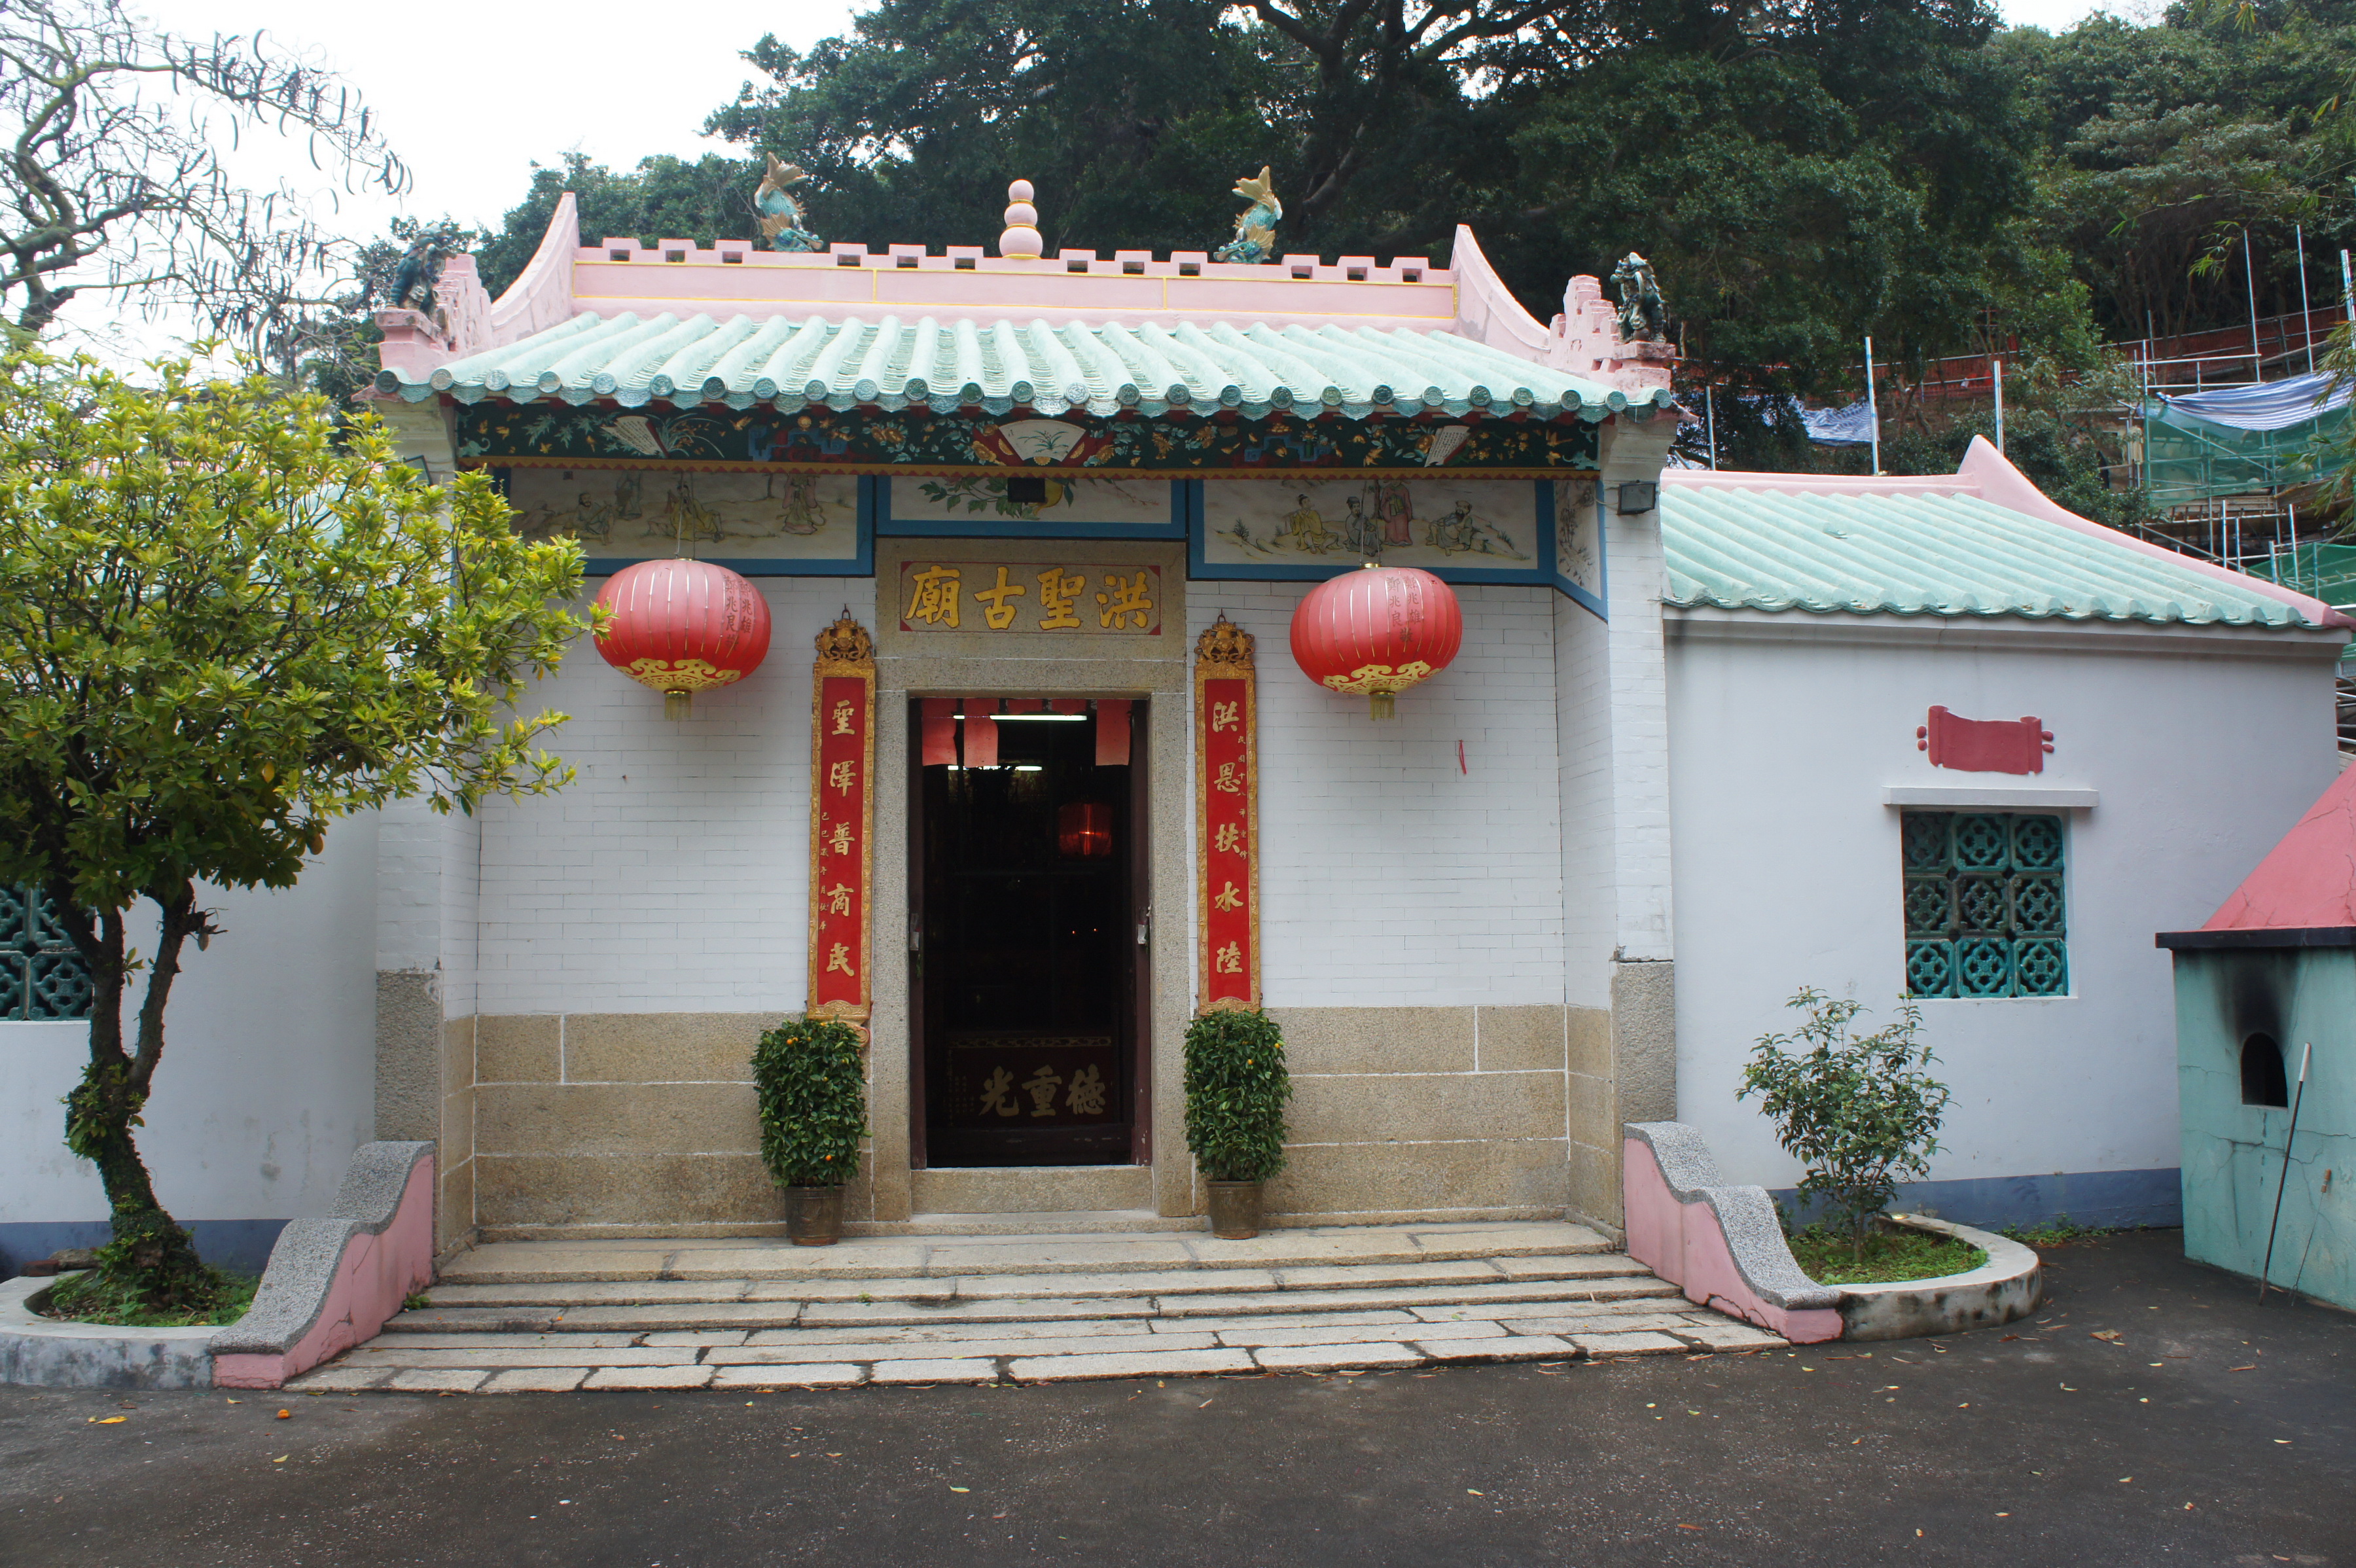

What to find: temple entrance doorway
left=910, top=698, right=1149, bottom=1167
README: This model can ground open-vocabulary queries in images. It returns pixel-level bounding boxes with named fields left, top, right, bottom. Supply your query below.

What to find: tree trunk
left=58, top=886, right=218, bottom=1310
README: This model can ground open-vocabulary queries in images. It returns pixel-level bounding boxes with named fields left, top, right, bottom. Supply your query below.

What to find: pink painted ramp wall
left=1623, top=1133, right=1844, bottom=1345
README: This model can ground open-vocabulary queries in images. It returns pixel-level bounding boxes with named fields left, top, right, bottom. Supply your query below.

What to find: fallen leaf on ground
left=276, top=1409, right=291, bottom=1419
left=88, top=1417, right=126, bottom=1425
left=2231, top=1365, right=2257, bottom=1372
left=948, top=1486, right=970, bottom=1493
left=272, top=1455, right=288, bottom=1464
left=2092, top=1331, right=2122, bottom=1343
left=1467, top=1489, right=1485, bottom=1496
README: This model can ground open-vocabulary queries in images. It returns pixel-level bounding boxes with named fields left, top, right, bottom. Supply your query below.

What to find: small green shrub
left=1785, top=1224, right=1986, bottom=1287
left=753, top=1018, right=869, bottom=1189
left=43, top=1268, right=258, bottom=1328
left=1739, top=988, right=1951, bottom=1264
left=1183, top=1008, right=1291, bottom=1183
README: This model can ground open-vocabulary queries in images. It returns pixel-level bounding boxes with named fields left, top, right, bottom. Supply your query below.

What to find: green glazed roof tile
left=1660, top=483, right=2313, bottom=629
left=376, top=310, right=1669, bottom=423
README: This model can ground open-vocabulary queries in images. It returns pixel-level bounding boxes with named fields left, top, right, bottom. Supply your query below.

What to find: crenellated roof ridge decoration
left=371, top=187, right=1685, bottom=412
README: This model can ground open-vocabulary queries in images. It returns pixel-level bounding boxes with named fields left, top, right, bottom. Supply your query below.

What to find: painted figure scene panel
left=1202, top=478, right=1539, bottom=571
left=505, top=467, right=862, bottom=561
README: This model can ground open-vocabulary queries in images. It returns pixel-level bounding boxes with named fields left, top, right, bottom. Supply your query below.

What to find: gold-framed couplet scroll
left=808, top=616, right=876, bottom=1027
left=1194, top=616, right=1260, bottom=1013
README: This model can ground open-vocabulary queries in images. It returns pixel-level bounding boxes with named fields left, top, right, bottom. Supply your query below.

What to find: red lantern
left=593, top=559, right=773, bottom=719
left=1289, top=563, right=1464, bottom=719
left=1058, top=802, right=1113, bottom=858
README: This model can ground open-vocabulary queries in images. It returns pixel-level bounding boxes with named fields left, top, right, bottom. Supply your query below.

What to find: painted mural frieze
left=1200, top=478, right=1541, bottom=573
left=455, top=402, right=1601, bottom=474
left=1554, top=479, right=1602, bottom=599
left=505, top=466, right=863, bottom=563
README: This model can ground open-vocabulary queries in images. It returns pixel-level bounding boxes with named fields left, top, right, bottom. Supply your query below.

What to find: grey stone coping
left=0, top=1273, right=217, bottom=1389
left=1623, top=1122, right=1842, bottom=1312
left=210, top=1141, right=433, bottom=1358
left=1837, top=1215, right=2042, bottom=1342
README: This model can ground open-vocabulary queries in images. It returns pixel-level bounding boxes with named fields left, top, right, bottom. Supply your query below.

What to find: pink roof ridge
left=2203, top=764, right=2356, bottom=931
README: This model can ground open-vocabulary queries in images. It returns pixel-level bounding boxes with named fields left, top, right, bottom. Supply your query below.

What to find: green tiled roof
left=1660, top=482, right=2317, bottom=628
left=375, top=310, right=1673, bottom=423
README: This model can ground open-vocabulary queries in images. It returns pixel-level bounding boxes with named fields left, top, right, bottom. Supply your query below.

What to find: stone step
left=388, top=1272, right=1679, bottom=1336
left=907, top=1166, right=1154, bottom=1215
left=412, top=1252, right=1651, bottom=1311
left=432, top=1221, right=1615, bottom=1286
left=291, top=1305, right=1789, bottom=1393
left=857, top=1209, right=1176, bottom=1236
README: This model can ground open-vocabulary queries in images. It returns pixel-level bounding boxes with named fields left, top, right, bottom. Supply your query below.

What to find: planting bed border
left=1624, top=1121, right=2041, bottom=1344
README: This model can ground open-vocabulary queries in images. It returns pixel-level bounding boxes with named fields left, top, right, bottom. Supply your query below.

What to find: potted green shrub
left=752, top=1017, right=869, bottom=1245
left=1183, top=1008, right=1291, bottom=1238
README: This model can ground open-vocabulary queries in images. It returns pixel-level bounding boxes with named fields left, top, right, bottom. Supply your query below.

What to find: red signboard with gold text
left=1195, top=616, right=1259, bottom=1012
left=808, top=617, right=876, bottom=1025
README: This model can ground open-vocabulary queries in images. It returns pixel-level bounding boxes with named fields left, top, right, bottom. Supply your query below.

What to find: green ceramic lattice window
left=1902, top=812, right=2067, bottom=999
left=1, top=883, right=92, bottom=1020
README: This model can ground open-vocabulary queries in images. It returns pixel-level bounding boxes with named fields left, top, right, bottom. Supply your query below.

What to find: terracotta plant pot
left=785, top=1185, right=844, bottom=1246
left=1205, top=1179, right=1263, bottom=1239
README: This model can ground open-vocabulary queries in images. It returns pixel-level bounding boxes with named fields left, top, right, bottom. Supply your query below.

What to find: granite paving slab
left=353, top=1346, right=702, bottom=1370
left=480, top=1368, right=590, bottom=1392
left=710, top=1364, right=866, bottom=1388
left=747, top=1319, right=1168, bottom=1348
left=948, top=1269, right=1283, bottom=1300
left=385, top=1369, right=491, bottom=1391
left=524, top=1304, right=806, bottom=1332
left=865, top=1359, right=997, bottom=1384
left=798, top=1297, right=1156, bottom=1328
left=1249, top=1344, right=1425, bottom=1372
left=285, top=1364, right=395, bottom=1391
left=1569, top=1332, right=1688, bottom=1356
left=1410, top=1335, right=1575, bottom=1362
left=1211, top=1319, right=1510, bottom=1349
left=421, top=1280, right=757, bottom=1308
left=1006, top=1349, right=1257, bottom=1381
left=1665, top=1319, right=1787, bottom=1351
left=713, top=1332, right=1211, bottom=1366
left=1144, top=1308, right=1418, bottom=1334
left=581, top=1365, right=714, bottom=1389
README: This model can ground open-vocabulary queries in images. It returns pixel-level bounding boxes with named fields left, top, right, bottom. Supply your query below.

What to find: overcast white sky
left=105, top=0, right=2128, bottom=358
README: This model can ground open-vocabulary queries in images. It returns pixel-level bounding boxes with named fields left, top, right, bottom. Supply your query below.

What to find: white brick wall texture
left=1553, top=593, right=1615, bottom=1008
left=473, top=579, right=853, bottom=1014
left=1187, top=582, right=1569, bottom=1008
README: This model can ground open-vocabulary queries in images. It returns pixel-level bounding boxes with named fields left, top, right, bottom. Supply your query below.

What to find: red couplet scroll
left=808, top=617, right=876, bottom=1025
left=1195, top=616, right=1260, bottom=1012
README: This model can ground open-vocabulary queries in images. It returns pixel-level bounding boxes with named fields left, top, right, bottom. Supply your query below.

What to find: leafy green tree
left=1183, top=1008, right=1291, bottom=1183
left=1739, top=988, right=1951, bottom=1264
left=475, top=153, right=758, bottom=296
left=0, top=352, right=590, bottom=1310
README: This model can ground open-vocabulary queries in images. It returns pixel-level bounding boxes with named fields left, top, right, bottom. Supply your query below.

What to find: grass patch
left=1999, top=1213, right=2115, bottom=1248
left=39, top=1270, right=259, bottom=1328
left=1787, top=1225, right=1987, bottom=1286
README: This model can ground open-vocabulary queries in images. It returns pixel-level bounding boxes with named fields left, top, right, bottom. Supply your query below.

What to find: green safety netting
left=2261, top=540, right=2356, bottom=611
left=2142, top=370, right=2351, bottom=506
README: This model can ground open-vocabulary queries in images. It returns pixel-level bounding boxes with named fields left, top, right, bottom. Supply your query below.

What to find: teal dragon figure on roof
left=1213, top=167, right=1281, bottom=266
left=756, top=153, right=823, bottom=253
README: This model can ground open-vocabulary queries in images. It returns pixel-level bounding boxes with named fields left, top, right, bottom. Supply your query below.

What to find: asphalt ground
left=3, top=1228, right=2350, bottom=1567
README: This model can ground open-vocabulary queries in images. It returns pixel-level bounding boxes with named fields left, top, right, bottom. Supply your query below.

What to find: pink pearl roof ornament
left=999, top=179, right=1043, bottom=260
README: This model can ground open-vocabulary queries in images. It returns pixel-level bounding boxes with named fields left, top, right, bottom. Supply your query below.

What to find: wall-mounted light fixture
left=1613, top=480, right=1658, bottom=515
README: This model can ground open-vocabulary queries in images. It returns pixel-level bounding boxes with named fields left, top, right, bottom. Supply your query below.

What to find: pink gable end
left=2204, top=765, right=2356, bottom=931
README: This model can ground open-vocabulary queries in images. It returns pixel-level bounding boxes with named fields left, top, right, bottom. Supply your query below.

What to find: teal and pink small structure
left=2158, top=768, right=2356, bottom=1311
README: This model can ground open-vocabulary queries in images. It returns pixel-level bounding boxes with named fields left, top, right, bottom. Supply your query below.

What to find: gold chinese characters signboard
left=897, top=560, right=1164, bottom=636
left=1195, top=616, right=1259, bottom=1012
left=808, top=616, right=876, bottom=1026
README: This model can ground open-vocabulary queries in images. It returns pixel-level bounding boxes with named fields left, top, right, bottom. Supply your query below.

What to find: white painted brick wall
left=473, top=579, right=851, bottom=1014
left=1554, top=594, right=1615, bottom=1007
left=1187, top=582, right=1568, bottom=1007
left=1597, top=422, right=1679, bottom=961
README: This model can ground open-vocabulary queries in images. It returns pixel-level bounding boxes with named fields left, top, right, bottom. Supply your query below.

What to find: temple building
left=0, top=181, right=2344, bottom=1270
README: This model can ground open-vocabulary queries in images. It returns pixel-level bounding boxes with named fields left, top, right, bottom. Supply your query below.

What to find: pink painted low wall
left=212, top=1154, right=435, bottom=1389
left=1623, top=1136, right=1844, bottom=1344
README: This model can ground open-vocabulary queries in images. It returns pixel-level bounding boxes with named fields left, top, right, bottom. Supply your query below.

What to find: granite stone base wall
left=452, top=1003, right=1617, bottom=1236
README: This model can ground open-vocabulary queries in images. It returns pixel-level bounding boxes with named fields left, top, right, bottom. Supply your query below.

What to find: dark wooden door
left=914, top=700, right=1141, bottom=1166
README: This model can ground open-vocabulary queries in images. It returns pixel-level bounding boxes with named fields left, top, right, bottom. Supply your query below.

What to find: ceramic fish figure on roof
left=1213, top=167, right=1281, bottom=265
left=756, top=153, right=823, bottom=253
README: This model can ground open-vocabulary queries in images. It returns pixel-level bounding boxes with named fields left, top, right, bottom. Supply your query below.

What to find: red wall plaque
left=1196, top=616, right=1260, bottom=1012
left=808, top=617, right=876, bottom=1025
left=1917, top=705, right=2054, bottom=775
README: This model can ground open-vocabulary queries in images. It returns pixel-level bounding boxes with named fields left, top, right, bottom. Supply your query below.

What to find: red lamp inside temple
left=1288, top=563, right=1465, bottom=719
left=593, top=559, right=774, bottom=719
left=1058, top=802, right=1113, bottom=858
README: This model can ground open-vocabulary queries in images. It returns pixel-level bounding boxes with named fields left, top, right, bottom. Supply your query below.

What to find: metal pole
left=2258, top=1042, right=2312, bottom=1303
left=1705, top=382, right=1717, bottom=471
left=2342, top=249, right=2353, bottom=325
left=2245, top=229, right=2263, bottom=382
left=1993, top=359, right=2005, bottom=454
left=1865, top=335, right=1880, bottom=476
left=2298, top=224, right=2314, bottom=374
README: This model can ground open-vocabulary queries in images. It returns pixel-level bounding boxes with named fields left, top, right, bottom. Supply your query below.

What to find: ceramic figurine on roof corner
left=1213, top=166, right=1281, bottom=264
left=756, top=153, right=824, bottom=253
left=1612, top=251, right=1667, bottom=344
